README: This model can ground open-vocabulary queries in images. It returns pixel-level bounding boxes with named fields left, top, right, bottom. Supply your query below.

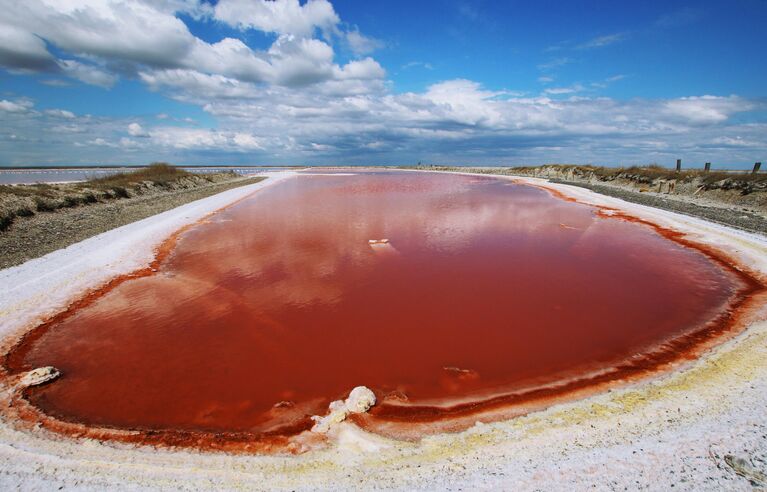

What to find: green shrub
left=0, top=212, right=13, bottom=231
left=15, top=206, right=34, bottom=217
left=62, top=195, right=82, bottom=208
left=111, top=186, right=129, bottom=198
left=34, top=197, right=57, bottom=212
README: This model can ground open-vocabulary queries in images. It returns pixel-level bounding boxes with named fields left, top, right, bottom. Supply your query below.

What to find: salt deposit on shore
left=0, top=170, right=765, bottom=490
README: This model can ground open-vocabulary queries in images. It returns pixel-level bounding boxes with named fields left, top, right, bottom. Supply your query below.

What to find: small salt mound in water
left=368, top=239, right=389, bottom=245
left=311, top=386, right=376, bottom=433
left=19, top=366, right=60, bottom=388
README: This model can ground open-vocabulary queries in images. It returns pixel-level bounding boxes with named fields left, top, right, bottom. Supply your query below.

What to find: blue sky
left=0, top=0, right=765, bottom=168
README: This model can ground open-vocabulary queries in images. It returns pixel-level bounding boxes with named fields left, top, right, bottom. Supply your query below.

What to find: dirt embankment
left=416, top=165, right=767, bottom=234
left=0, top=165, right=265, bottom=269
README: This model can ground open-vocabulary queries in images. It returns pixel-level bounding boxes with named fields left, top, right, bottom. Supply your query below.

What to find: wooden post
left=704, top=162, right=711, bottom=172
left=754, top=162, right=762, bottom=174
left=676, top=159, right=681, bottom=172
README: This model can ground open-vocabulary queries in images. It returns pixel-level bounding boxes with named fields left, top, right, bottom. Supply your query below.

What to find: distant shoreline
left=0, top=165, right=303, bottom=170
left=0, top=163, right=762, bottom=171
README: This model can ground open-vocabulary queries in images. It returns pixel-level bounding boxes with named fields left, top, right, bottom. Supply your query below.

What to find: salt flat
left=0, top=170, right=765, bottom=490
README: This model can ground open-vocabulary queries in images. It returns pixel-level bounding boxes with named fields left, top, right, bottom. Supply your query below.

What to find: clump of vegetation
left=85, top=162, right=191, bottom=190
left=0, top=213, right=13, bottom=231
left=0, top=202, right=37, bottom=231
left=15, top=207, right=34, bottom=217
left=110, top=186, right=130, bottom=198
left=34, top=197, right=58, bottom=212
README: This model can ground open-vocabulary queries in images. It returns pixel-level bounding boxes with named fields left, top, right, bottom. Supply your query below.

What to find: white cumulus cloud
left=214, top=0, right=339, bottom=37
left=0, top=1, right=764, bottom=168
left=663, top=95, right=753, bottom=125
left=346, top=29, right=384, bottom=55
left=0, top=23, right=56, bottom=71
left=0, top=99, right=34, bottom=113
left=127, top=123, right=149, bottom=137
left=58, top=59, right=117, bottom=88
left=0, top=0, right=382, bottom=93
left=44, top=109, right=76, bottom=118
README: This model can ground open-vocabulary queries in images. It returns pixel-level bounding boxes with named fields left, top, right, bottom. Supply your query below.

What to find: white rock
left=19, top=366, right=60, bottom=387
left=310, top=403, right=347, bottom=434
left=311, top=386, right=376, bottom=433
left=344, top=386, right=376, bottom=414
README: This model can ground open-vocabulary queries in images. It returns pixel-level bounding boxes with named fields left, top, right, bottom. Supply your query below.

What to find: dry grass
left=0, top=183, right=56, bottom=198
left=84, top=163, right=191, bottom=190
left=0, top=164, right=235, bottom=232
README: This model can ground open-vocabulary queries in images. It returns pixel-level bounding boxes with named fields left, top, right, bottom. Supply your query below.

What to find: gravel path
left=550, top=179, right=767, bottom=235
left=0, top=176, right=264, bottom=269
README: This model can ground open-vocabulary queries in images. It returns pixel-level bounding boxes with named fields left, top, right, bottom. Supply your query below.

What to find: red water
left=6, top=171, right=750, bottom=439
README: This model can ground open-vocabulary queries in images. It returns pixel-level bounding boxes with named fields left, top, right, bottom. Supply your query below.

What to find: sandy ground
left=0, top=170, right=766, bottom=490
